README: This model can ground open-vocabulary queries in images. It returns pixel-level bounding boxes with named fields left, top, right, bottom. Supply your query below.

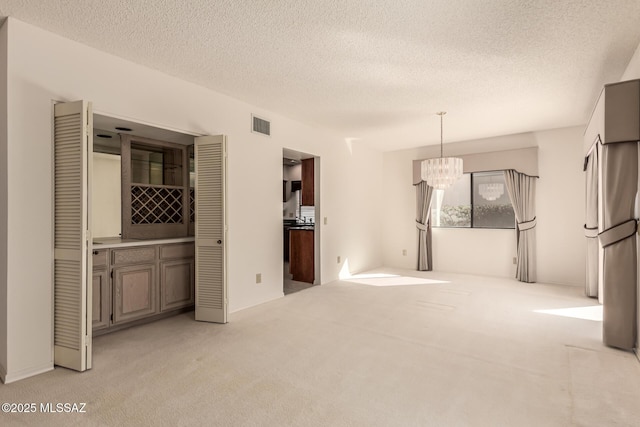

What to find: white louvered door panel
left=54, top=100, right=93, bottom=371
left=194, top=135, right=227, bottom=323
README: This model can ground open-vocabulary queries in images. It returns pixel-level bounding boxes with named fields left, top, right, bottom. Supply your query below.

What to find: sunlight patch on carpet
left=345, top=273, right=450, bottom=287
left=534, top=305, right=602, bottom=321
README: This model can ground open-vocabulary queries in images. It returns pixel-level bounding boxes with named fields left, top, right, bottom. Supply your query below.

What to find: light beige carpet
left=1, top=268, right=639, bottom=426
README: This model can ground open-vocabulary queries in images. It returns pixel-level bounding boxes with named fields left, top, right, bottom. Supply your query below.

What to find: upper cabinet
left=121, top=135, right=192, bottom=239
left=301, top=158, right=314, bottom=206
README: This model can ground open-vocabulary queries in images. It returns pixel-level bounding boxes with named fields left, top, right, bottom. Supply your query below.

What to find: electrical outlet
left=402, top=249, right=407, bottom=256
left=256, top=273, right=262, bottom=284
left=324, top=217, right=328, bottom=225
left=512, top=257, right=517, bottom=265
left=337, top=256, right=341, bottom=264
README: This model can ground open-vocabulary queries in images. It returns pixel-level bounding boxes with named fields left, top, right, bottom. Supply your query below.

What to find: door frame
left=282, top=148, right=321, bottom=288
left=53, top=104, right=228, bottom=371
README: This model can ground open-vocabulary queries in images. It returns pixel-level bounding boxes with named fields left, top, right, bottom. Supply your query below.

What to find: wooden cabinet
left=92, top=250, right=110, bottom=331
left=290, top=229, right=314, bottom=283
left=283, top=180, right=287, bottom=202
left=91, top=241, right=194, bottom=334
left=112, top=246, right=156, bottom=265
left=301, top=158, right=314, bottom=206
left=160, top=259, right=194, bottom=311
left=160, top=243, right=195, bottom=311
left=159, top=242, right=194, bottom=260
left=113, top=264, right=157, bottom=324
left=120, top=135, right=190, bottom=240
left=111, top=246, right=158, bottom=324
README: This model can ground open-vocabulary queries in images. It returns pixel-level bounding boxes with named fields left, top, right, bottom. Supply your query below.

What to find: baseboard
left=230, top=292, right=285, bottom=314
left=1, top=362, right=53, bottom=384
left=93, top=306, right=194, bottom=337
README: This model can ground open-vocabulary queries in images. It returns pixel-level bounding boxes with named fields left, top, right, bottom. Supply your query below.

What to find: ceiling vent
left=252, top=114, right=271, bottom=136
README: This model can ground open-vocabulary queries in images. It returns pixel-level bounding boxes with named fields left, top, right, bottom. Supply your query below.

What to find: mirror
left=131, top=143, right=183, bottom=186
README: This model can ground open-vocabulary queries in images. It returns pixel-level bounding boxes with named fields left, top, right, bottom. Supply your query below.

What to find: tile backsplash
left=283, top=189, right=315, bottom=222
left=300, top=206, right=315, bottom=223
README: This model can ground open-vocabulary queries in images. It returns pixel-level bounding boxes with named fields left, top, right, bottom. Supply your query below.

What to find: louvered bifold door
left=53, top=100, right=93, bottom=371
left=194, top=135, right=227, bottom=323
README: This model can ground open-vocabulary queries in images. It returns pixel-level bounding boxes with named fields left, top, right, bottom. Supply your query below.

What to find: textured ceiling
left=2, top=0, right=640, bottom=151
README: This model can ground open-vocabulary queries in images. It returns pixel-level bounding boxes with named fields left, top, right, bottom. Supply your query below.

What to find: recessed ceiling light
left=96, top=134, right=113, bottom=139
left=115, top=126, right=133, bottom=132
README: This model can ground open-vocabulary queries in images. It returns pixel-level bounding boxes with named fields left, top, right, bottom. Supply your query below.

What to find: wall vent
left=252, top=114, right=271, bottom=136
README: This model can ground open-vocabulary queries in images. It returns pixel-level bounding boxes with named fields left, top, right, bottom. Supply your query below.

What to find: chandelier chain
left=437, top=111, right=446, bottom=158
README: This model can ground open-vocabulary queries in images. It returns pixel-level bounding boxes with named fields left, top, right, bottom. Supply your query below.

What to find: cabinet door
left=301, top=158, right=314, bottom=206
left=290, top=230, right=314, bottom=283
left=92, top=269, right=110, bottom=331
left=113, top=264, right=157, bottom=324
left=160, top=259, right=195, bottom=311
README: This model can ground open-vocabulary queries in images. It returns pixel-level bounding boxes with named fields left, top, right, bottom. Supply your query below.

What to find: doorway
left=282, top=148, right=319, bottom=294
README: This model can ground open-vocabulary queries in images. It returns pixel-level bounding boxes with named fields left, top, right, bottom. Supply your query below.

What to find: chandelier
left=421, top=112, right=463, bottom=190
left=479, top=182, right=505, bottom=201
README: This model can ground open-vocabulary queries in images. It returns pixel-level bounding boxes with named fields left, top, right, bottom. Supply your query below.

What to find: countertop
left=283, top=220, right=315, bottom=231
left=92, top=236, right=195, bottom=249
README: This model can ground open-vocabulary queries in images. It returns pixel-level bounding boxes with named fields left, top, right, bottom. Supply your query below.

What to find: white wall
left=92, top=153, right=121, bottom=238
left=433, top=228, right=515, bottom=277
left=621, top=42, right=640, bottom=81
left=534, top=126, right=585, bottom=285
left=283, top=163, right=301, bottom=181
left=382, top=126, right=585, bottom=286
left=329, top=142, right=383, bottom=276
left=1, top=18, right=383, bottom=382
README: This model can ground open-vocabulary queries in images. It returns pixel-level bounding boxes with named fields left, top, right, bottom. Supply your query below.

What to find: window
left=431, top=171, right=515, bottom=229
left=472, top=171, right=515, bottom=228
left=431, top=174, right=471, bottom=227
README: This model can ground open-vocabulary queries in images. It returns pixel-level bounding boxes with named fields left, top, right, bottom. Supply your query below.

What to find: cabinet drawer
left=112, top=246, right=156, bottom=265
left=92, top=249, right=109, bottom=268
left=160, top=243, right=195, bottom=260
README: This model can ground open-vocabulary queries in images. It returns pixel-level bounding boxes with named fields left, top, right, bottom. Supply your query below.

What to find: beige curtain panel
left=582, top=79, right=640, bottom=351
left=583, top=145, right=599, bottom=298
left=415, top=181, right=434, bottom=271
left=503, top=170, right=537, bottom=283
left=599, top=141, right=638, bottom=350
